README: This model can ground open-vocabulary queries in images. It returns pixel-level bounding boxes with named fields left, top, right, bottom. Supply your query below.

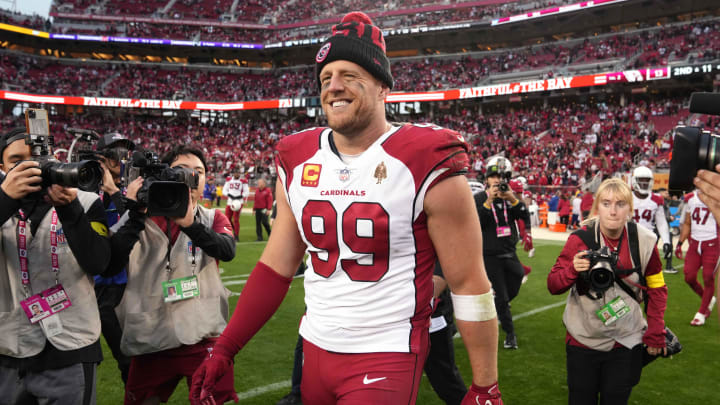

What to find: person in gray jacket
left=108, top=145, right=237, bottom=405
left=0, top=127, right=112, bottom=405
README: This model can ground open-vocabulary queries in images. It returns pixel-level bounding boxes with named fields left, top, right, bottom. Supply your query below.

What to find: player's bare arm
left=424, top=174, right=499, bottom=387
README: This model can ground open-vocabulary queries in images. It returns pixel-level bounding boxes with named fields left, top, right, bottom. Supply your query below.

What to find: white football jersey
left=222, top=177, right=248, bottom=200
left=684, top=192, right=718, bottom=242
left=632, top=193, right=670, bottom=244
left=276, top=124, right=469, bottom=354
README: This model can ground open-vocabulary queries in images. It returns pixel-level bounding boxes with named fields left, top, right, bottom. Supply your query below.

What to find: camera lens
left=147, top=181, right=189, bottom=217
left=43, top=160, right=103, bottom=191
left=589, top=265, right=614, bottom=292
left=669, top=127, right=720, bottom=195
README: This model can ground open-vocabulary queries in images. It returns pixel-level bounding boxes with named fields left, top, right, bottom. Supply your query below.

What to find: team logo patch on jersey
left=316, top=43, right=331, bottom=63
left=302, top=163, right=322, bottom=187
left=373, top=162, right=387, bottom=184
left=336, top=167, right=353, bottom=182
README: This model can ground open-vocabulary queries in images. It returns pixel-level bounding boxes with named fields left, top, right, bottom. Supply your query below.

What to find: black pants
left=255, top=209, right=271, bottom=240
left=95, top=283, right=131, bottom=384
left=484, top=253, right=524, bottom=335
left=290, top=334, right=303, bottom=396
left=566, top=343, right=644, bottom=405
left=424, top=321, right=467, bottom=405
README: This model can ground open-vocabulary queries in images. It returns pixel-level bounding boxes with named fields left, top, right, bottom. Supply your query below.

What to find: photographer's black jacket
left=475, top=191, right=530, bottom=256
left=107, top=205, right=236, bottom=276
left=432, top=261, right=454, bottom=325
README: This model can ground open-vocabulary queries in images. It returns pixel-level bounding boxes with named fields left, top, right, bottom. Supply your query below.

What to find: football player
left=631, top=166, right=673, bottom=270
left=190, top=11, right=502, bottom=405
left=676, top=189, right=718, bottom=326
left=222, top=168, right=249, bottom=241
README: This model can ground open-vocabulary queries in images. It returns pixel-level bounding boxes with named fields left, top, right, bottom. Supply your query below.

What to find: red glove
left=516, top=220, right=533, bottom=252
left=522, top=233, right=533, bottom=252
left=675, top=243, right=683, bottom=260
left=461, top=382, right=503, bottom=405
left=189, top=342, right=239, bottom=405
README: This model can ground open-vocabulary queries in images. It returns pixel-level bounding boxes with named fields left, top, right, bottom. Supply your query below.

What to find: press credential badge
left=163, top=275, right=200, bottom=302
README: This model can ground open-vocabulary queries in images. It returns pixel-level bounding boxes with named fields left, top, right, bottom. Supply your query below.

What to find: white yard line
left=221, top=274, right=251, bottom=281
left=231, top=299, right=565, bottom=402
left=235, top=380, right=292, bottom=401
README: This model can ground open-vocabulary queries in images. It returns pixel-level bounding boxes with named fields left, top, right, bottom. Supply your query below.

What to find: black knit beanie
left=315, top=11, right=393, bottom=90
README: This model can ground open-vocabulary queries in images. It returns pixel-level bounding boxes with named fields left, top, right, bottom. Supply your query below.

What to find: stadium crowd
left=3, top=19, right=719, bottom=102
left=1, top=95, right=705, bottom=193
left=48, top=0, right=577, bottom=42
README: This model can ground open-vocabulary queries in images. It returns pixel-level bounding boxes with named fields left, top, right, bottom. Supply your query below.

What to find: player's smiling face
left=319, top=60, right=387, bottom=138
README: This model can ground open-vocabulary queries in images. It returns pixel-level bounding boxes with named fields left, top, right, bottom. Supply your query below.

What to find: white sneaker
left=691, top=312, right=706, bottom=326
left=708, top=296, right=717, bottom=313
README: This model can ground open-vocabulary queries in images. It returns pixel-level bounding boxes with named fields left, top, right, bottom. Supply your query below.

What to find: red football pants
left=301, top=335, right=429, bottom=405
left=683, top=238, right=719, bottom=316
left=224, top=203, right=242, bottom=237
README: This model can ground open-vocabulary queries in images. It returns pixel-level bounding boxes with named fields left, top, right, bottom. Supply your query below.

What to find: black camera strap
left=163, top=212, right=199, bottom=279
left=573, top=221, right=645, bottom=303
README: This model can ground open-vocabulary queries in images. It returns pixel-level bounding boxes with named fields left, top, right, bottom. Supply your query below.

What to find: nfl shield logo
left=338, top=168, right=350, bottom=182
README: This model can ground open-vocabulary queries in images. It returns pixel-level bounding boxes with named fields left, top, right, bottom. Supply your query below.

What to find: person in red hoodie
left=253, top=178, right=273, bottom=241
left=580, top=189, right=594, bottom=219
left=547, top=178, right=667, bottom=405
left=558, top=193, right=571, bottom=228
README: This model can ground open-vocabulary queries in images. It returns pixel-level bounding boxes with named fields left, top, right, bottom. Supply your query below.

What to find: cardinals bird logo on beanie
left=315, top=11, right=393, bottom=89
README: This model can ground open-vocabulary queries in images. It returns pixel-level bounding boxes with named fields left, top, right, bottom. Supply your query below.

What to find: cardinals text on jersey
left=275, top=124, right=469, bottom=354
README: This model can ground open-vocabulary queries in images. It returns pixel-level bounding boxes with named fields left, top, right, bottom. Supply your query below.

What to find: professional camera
left=67, top=128, right=101, bottom=164
left=669, top=92, right=720, bottom=195
left=582, top=246, right=619, bottom=294
left=128, top=151, right=199, bottom=217
left=23, top=109, right=103, bottom=192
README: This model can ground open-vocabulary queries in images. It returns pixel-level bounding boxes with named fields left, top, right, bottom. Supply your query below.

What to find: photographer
left=547, top=178, right=667, bottom=405
left=94, top=132, right=134, bottom=384
left=108, top=145, right=237, bottom=404
left=475, top=156, right=530, bottom=349
left=0, top=127, right=112, bottom=404
left=425, top=260, right=468, bottom=405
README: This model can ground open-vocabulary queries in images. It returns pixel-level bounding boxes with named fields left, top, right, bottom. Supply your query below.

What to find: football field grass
left=96, top=212, right=719, bottom=404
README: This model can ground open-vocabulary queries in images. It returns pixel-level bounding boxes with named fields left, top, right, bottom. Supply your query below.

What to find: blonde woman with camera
left=547, top=178, right=668, bottom=405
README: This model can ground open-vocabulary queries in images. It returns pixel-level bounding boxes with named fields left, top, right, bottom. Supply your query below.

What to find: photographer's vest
left=116, top=205, right=231, bottom=356
left=563, top=221, right=657, bottom=351
left=0, top=191, right=102, bottom=358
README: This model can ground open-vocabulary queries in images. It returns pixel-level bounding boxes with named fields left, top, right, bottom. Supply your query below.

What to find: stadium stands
left=3, top=19, right=717, bottom=99
left=48, top=0, right=577, bottom=42
left=2, top=94, right=702, bottom=191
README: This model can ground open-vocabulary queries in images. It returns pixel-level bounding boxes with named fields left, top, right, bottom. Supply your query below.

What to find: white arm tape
left=451, top=290, right=497, bottom=322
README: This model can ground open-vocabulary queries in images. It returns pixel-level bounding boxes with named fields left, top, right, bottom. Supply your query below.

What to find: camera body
left=583, top=246, right=619, bottom=293
left=497, top=176, right=511, bottom=193
left=669, top=92, right=720, bottom=195
left=128, top=151, right=199, bottom=217
left=23, top=109, right=103, bottom=193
